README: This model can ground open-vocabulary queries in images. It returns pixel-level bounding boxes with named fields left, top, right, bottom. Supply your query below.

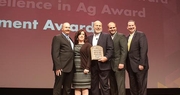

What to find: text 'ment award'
left=90, top=45, right=104, bottom=60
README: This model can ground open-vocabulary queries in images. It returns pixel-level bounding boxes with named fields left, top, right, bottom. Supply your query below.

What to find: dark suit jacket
left=51, top=33, right=74, bottom=72
left=88, top=32, right=114, bottom=70
left=111, top=33, right=128, bottom=72
left=127, top=31, right=149, bottom=72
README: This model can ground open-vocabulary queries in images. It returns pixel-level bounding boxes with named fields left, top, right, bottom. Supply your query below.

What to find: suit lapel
left=129, top=31, right=137, bottom=51
left=97, top=32, right=103, bottom=45
left=88, top=35, right=93, bottom=45
left=61, top=33, right=72, bottom=48
left=113, top=33, right=118, bottom=41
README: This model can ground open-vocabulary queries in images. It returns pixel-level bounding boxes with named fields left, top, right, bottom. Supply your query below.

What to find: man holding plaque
left=108, top=22, right=128, bottom=95
left=88, top=20, right=114, bottom=95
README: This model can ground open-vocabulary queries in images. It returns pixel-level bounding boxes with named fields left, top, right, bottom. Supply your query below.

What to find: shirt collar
left=130, top=31, right=135, bottom=37
left=93, top=32, right=101, bottom=38
left=111, top=32, right=117, bottom=39
left=62, top=32, right=69, bottom=38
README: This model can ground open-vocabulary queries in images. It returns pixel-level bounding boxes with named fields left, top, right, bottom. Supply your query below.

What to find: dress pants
left=91, top=61, right=110, bottom=95
left=110, top=69, right=126, bottom=95
left=128, top=68, right=148, bottom=95
left=53, top=70, right=74, bottom=95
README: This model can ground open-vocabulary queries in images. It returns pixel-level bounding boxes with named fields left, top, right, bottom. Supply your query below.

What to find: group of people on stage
left=51, top=20, right=149, bottom=95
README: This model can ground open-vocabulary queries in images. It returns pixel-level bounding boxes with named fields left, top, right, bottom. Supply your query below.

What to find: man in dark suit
left=88, top=20, right=114, bottom=95
left=51, top=22, right=74, bottom=95
left=108, top=22, right=127, bottom=95
left=126, top=20, right=149, bottom=95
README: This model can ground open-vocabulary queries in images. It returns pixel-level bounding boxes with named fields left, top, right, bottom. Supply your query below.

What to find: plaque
left=90, top=45, right=104, bottom=60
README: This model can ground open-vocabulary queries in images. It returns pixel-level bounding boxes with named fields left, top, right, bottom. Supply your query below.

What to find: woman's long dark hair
left=74, top=29, right=88, bottom=45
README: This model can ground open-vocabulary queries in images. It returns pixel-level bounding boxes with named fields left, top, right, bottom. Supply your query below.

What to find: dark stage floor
left=0, top=88, right=180, bottom=95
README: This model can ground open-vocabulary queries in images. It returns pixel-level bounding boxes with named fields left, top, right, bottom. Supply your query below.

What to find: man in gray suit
left=108, top=22, right=128, bottom=95
left=126, top=20, right=149, bottom=95
left=51, top=22, right=75, bottom=95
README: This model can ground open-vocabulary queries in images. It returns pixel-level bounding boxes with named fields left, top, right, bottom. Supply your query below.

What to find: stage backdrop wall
left=0, top=0, right=180, bottom=88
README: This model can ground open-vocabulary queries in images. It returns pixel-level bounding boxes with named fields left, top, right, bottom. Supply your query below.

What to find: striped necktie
left=67, top=36, right=74, bottom=50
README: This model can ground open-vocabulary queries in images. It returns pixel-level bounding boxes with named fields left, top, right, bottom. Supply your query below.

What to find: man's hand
left=56, top=69, right=62, bottom=76
left=118, top=64, right=124, bottom=69
left=98, top=56, right=108, bottom=62
left=139, top=65, right=144, bottom=70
